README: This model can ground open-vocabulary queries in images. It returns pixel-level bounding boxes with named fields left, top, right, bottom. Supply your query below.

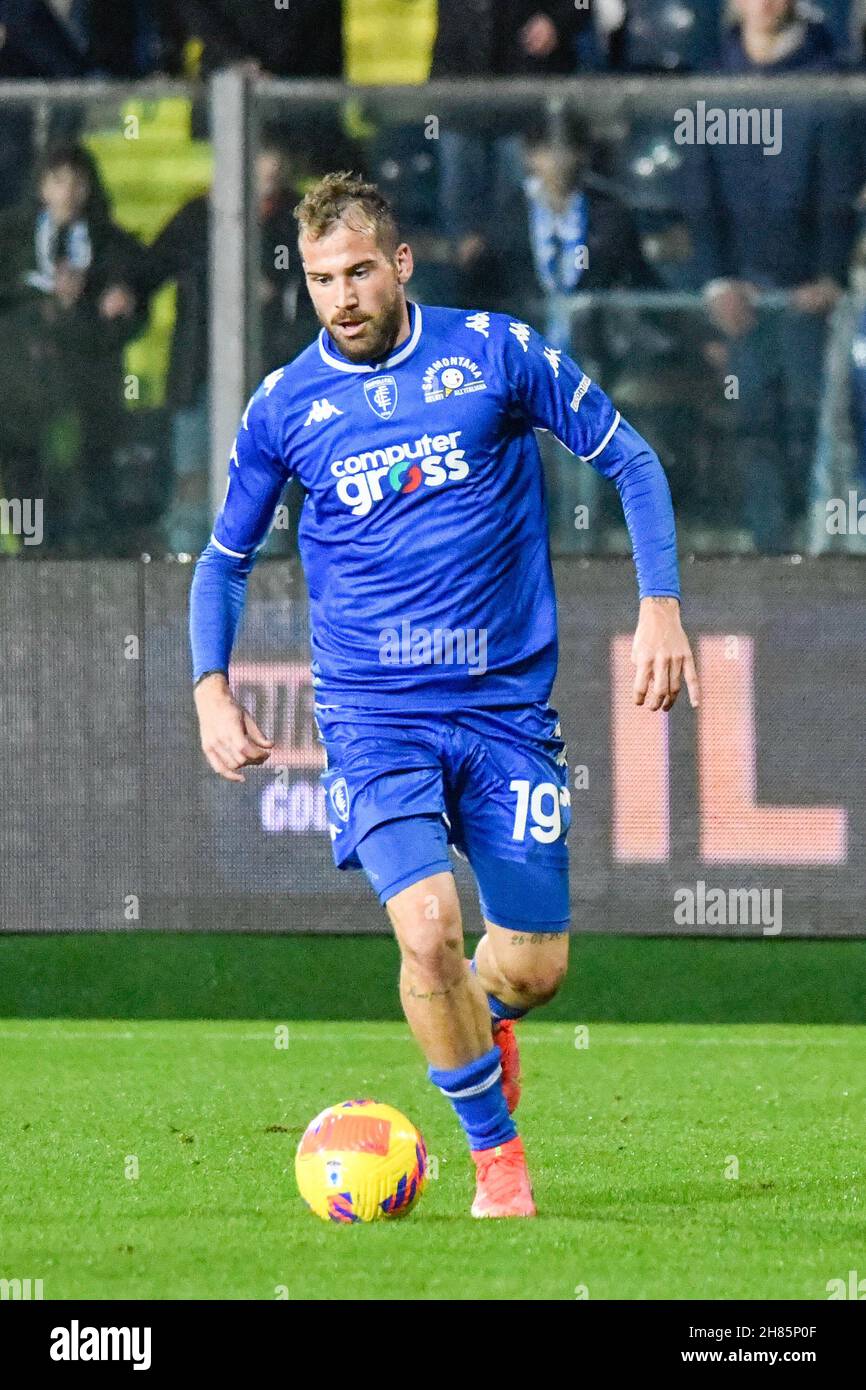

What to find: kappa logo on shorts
left=329, top=777, right=351, bottom=823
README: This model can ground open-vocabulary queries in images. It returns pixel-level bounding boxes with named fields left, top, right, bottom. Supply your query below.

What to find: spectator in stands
left=0, top=143, right=146, bottom=552
left=0, top=1, right=91, bottom=211
left=167, top=0, right=343, bottom=77
left=822, top=0, right=860, bottom=64
left=1, top=1, right=170, bottom=76
left=602, top=0, right=723, bottom=71
left=431, top=1, right=594, bottom=76
left=0, top=0, right=89, bottom=77
left=77, top=0, right=168, bottom=77
left=514, top=112, right=711, bottom=549
left=851, top=296, right=866, bottom=487
left=684, top=0, right=859, bottom=550
left=514, top=112, right=660, bottom=345
left=137, top=133, right=316, bottom=553
left=365, top=122, right=462, bottom=306
left=430, top=3, right=597, bottom=293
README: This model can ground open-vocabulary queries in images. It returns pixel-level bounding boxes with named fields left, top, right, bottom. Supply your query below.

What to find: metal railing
left=1, top=71, right=865, bottom=556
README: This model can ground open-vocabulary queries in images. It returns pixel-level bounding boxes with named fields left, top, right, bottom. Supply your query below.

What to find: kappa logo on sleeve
left=465, top=311, right=490, bottom=338
left=263, top=367, right=285, bottom=396
left=509, top=321, right=531, bottom=352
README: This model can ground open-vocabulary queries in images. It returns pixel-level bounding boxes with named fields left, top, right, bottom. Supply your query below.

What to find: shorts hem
left=479, top=905, right=571, bottom=934
left=377, top=858, right=453, bottom=906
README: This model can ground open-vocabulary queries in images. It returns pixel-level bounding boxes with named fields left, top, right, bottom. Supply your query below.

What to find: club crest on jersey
left=421, top=355, right=486, bottom=404
left=364, top=375, right=398, bottom=420
left=328, top=776, right=350, bottom=823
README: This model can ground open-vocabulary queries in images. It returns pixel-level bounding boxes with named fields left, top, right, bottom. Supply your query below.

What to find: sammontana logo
left=422, top=355, right=486, bottom=404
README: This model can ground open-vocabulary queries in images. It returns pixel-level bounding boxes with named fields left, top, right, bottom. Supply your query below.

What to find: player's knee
left=388, top=885, right=462, bottom=982
left=500, top=955, right=567, bottom=1005
left=397, top=920, right=463, bottom=984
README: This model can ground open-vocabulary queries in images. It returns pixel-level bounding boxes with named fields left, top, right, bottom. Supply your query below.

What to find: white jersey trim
left=317, top=303, right=424, bottom=374
left=581, top=411, right=621, bottom=462
left=210, top=534, right=249, bottom=560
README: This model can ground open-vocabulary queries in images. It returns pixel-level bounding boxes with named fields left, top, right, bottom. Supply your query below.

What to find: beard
left=325, top=289, right=406, bottom=364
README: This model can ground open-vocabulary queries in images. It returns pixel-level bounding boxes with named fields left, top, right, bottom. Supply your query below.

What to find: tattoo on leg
left=509, top=931, right=567, bottom=945
left=406, top=981, right=458, bottom=1002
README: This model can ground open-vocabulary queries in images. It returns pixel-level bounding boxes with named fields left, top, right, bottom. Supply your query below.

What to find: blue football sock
left=469, top=956, right=529, bottom=1021
left=428, top=1044, right=516, bottom=1151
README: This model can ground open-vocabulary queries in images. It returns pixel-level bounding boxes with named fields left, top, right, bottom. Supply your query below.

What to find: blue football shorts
left=314, top=702, right=572, bottom=933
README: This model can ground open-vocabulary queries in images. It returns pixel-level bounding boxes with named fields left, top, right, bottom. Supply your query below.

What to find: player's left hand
left=631, top=596, right=699, bottom=712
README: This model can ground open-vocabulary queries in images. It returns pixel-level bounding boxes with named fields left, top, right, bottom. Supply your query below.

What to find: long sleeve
left=188, top=372, right=291, bottom=681
left=189, top=543, right=254, bottom=681
left=589, top=417, right=681, bottom=599
left=501, top=317, right=680, bottom=598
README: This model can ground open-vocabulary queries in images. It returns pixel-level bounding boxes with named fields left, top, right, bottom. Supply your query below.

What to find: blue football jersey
left=194, top=301, right=680, bottom=709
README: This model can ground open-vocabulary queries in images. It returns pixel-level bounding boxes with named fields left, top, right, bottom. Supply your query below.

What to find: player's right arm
left=189, top=379, right=290, bottom=781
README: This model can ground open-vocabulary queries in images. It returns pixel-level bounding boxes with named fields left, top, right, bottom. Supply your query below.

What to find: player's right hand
left=194, top=674, right=274, bottom=783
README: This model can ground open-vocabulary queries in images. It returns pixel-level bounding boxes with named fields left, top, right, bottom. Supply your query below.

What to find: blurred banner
left=0, top=559, right=863, bottom=935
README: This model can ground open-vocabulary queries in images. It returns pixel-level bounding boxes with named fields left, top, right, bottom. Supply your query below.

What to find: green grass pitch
left=2, top=1010, right=863, bottom=1300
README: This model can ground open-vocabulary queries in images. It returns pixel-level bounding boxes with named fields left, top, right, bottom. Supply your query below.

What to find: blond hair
left=293, top=171, right=400, bottom=258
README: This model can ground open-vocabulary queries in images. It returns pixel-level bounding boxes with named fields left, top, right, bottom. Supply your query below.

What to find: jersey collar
left=317, top=301, right=423, bottom=374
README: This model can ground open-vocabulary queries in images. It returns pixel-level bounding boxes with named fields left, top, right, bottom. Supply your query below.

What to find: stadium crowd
left=1, top=0, right=865, bottom=555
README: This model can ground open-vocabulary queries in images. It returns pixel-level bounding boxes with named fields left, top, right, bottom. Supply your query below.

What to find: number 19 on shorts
left=510, top=779, right=568, bottom=844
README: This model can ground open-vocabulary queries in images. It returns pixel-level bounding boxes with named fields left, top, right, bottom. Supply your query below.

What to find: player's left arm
left=189, top=378, right=291, bottom=779
left=502, top=319, right=699, bottom=712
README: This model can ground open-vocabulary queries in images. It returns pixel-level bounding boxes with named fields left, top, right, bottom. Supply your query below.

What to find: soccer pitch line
left=0, top=1025, right=857, bottom=1046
